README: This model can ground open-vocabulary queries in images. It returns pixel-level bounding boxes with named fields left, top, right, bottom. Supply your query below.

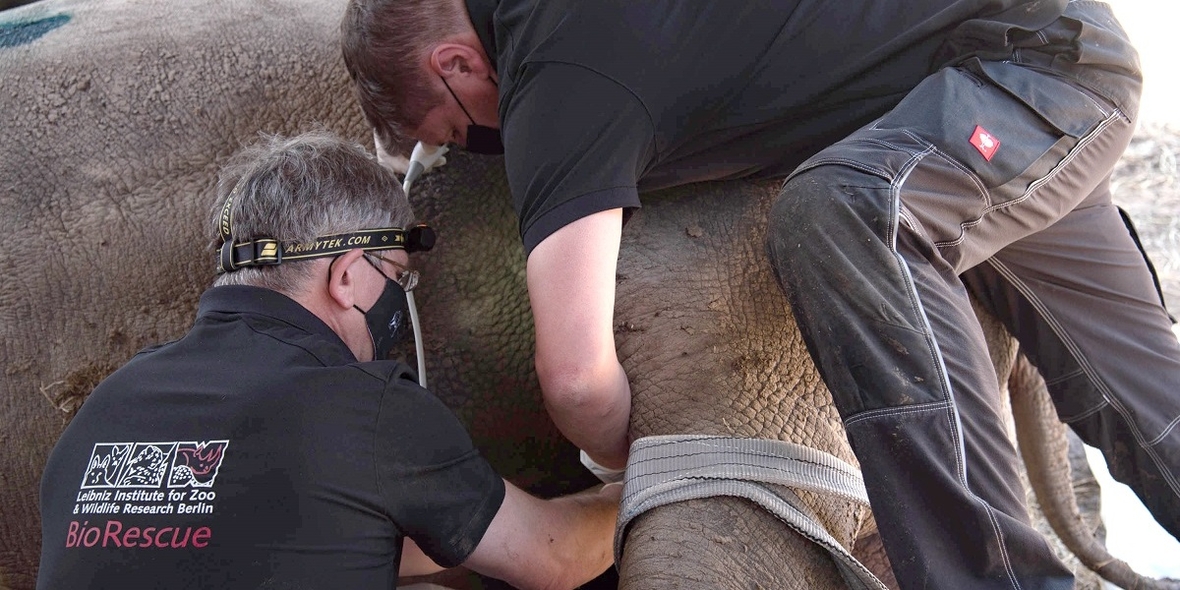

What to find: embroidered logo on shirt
left=81, top=441, right=229, bottom=490
left=65, top=440, right=229, bottom=549
left=970, top=125, right=1000, bottom=161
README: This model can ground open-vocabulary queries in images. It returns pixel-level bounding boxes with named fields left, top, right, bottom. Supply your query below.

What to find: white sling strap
left=615, top=435, right=888, bottom=590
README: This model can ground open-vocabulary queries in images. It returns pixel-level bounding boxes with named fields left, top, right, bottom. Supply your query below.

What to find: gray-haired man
left=36, top=131, right=619, bottom=590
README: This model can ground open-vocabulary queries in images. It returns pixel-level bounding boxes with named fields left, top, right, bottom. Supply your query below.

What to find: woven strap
left=616, top=435, right=887, bottom=590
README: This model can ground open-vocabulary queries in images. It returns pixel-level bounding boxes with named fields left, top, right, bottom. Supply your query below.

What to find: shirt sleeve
left=374, top=378, right=506, bottom=568
left=502, top=61, right=657, bottom=255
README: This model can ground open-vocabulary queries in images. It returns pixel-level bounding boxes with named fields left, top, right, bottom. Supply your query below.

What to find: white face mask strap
left=405, top=291, right=427, bottom=388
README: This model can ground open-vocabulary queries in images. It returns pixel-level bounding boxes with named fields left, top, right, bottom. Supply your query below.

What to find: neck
left=291, top=280, right=371, bottom=362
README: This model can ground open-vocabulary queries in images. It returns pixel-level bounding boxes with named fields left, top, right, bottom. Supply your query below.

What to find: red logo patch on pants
left=970, top=125, right=1000, bottom=161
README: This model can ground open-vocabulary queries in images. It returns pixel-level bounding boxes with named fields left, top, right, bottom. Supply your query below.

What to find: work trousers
left=766, top=2, right=1179, bottom=588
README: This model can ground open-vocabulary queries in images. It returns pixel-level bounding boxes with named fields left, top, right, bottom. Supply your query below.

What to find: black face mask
left=440, top=76, right=504, bottom=155
left=355, top=277, right=411, bottom=360
left=335, top=255, right=413, bottom=361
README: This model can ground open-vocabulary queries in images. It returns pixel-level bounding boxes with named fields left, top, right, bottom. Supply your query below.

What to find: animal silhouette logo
left=168, top=441, right=230, bottom=488
left=79, top=440, right=229, bottom=490
left=81, top=444, right=132, bottom=488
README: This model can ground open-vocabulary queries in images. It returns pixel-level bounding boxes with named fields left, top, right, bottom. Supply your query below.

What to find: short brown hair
left=340, top=0, right=468, bottom=154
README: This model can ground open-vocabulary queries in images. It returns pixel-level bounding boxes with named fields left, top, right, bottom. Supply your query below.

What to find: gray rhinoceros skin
left=0, top=1, right=1108, bottom=589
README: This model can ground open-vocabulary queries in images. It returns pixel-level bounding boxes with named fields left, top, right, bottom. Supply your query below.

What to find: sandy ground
left=1088, top=1, right=1180, bottom=585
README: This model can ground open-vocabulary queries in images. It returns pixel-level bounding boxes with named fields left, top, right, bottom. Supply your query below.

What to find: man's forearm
left=526, top=208, right=632, bottom=470
left=466, top=482, right=620, bottom=590
left=543, top=484, right=622, bottom=589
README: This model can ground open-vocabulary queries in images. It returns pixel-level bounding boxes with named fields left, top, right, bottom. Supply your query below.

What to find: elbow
left=535, top=355, right=620, bottom=415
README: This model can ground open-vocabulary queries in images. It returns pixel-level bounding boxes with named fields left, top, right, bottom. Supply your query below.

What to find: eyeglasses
left=364, top=253, right=419, bottom=293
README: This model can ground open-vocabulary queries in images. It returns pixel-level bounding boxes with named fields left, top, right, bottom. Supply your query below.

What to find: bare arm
left=463, top=481, right=621, bottom=590
left=526, top=208, right=631, bottom=470
left=398, top=537, right=447, bottom=579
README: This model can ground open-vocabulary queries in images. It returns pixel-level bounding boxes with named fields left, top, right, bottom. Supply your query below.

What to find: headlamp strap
left=216, top=225, right=436, bottom=274
left=217, top=177, right=247, bottom=245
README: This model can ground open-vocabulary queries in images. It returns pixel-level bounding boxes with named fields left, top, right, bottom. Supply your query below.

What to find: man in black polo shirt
left=36, top=131, right=620, bottom=590
left=341, top=1, right=1180, bottom=587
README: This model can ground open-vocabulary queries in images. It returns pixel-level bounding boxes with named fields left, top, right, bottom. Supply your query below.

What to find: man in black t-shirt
left=36, top=131, right=620, bottom=590
left=341, top=1, right=1180, bottom=588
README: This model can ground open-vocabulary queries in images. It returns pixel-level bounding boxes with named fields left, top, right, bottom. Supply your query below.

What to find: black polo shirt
left=37, top=285, right=505, bottom=589
left=466, top=0, right=1067, bottom=254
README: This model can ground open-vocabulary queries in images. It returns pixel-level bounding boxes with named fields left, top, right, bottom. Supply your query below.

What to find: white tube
left=406, top=291, right=427, bottom=389
left=399, top=141, right=445, bottom=389
left=401, top=142, right=448, bottom=196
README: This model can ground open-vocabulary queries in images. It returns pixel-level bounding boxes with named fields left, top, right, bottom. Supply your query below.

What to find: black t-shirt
left=466, top=0, right=1068, bottom=254
left=37, top=285, right=505, bottom=589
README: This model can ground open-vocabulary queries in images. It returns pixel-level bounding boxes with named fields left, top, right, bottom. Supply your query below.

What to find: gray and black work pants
left=767, top=2, right=1179, bottom=588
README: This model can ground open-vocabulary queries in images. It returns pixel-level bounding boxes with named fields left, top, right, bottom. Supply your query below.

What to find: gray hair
left=209, top=130, right=415, bottom=294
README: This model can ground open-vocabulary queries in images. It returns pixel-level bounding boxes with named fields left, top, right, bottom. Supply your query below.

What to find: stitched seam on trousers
left=986, top=110, right=1121, bottom=216
left=889, top=146, right=971, bottom=488
left=1006, top=60, right=1114, bottom=117
left=789, top=136, right=928, bottom=185
left=981, top=502, right=1023, bottom=589
left=1074, top=83, right=1111, bottom=115
left=987, top=257, right=1180, bottom=493
left=900, top=128, right=991, bottom=201
left=896, top=208, right=928, bottom=247
left=1043, top=367, right=1086, bottom=387
left=923, top=143, right=991, bottom=249
left=1062, top=400, right=1109, bottom=423
left=1042, top=369, right=1109, bottom=422
left=925, top=111, right=1120, bottom=251
left=843, top=399, right=954, bottom=426
left=1155, top=414, right=1180, bottom=446
left=891, top=147, right=1022, bottom=584
left=790, top=156, right=893, bottom=182
left=896, top=128, right=991, bottom=250
left=900, top=127, right=991, bottom=198
left=845, top=402, right=1023, bottom=589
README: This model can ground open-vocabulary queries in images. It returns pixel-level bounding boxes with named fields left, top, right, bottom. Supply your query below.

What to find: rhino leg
left=1010, top=353, right=1180, bottom=590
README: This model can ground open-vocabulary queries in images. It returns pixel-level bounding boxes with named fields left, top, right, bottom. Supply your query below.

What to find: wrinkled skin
left=611, top=181, right=876, bottom=588
left=1011, top=354, right=1180, bottom=590
left=1, top=2, right=369, bottom=587
left=611, top=181, right=1018, bottom=589
left=0, top=1, right=1121, bottom=589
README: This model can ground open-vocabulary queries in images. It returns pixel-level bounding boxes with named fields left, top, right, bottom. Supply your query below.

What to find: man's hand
left=464, top=481, right=621, bottom=590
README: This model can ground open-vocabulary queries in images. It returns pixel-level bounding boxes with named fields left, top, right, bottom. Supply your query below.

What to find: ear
left=325, top=249, right=369, bottom=310
left=429, top=42, right=490, bottom=79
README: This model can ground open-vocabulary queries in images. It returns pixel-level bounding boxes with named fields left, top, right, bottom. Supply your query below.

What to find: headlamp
left=216, top=224, right=436, bottom=274
left=215, top=181, right=436, bottom=274
left=213, top=187, right=437, bottom=389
